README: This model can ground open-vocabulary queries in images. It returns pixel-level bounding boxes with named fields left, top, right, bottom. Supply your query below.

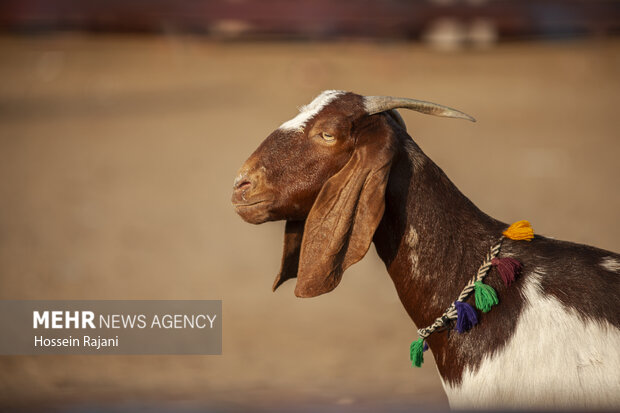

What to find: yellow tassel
left=503, top=220, right=534, bottom=241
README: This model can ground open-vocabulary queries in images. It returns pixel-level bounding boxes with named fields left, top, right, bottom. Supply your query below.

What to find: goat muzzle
left=231, top=168, right=273, bottom=224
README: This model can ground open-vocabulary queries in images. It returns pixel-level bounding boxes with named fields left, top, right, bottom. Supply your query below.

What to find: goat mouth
left=233, top=199, right=273, bottom=224
left=233, top=200, right=268, bottom=208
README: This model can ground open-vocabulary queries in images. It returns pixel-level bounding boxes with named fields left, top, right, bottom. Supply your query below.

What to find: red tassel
left=491, top=257, right=522, bottom=286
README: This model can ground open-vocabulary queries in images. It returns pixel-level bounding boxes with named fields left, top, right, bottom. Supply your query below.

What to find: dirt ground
left=0, top=34, right=618, bottom=411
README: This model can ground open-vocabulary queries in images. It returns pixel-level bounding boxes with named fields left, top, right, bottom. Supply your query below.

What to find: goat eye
left=321, top=132, right=335, bottom=142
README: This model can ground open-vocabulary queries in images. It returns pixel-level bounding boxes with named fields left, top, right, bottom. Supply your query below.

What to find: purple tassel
left=455, top=301, right=478, bottom=333
left=423, top=342, right=429, bottom=352
left=491, top=257, right=522, bottom=286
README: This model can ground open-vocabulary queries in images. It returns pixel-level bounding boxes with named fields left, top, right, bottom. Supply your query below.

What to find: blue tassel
left=455, top=300, right=478, bottom=333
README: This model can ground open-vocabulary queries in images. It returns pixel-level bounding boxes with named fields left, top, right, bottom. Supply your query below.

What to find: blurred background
left=0, top=0, right=619, bottom=411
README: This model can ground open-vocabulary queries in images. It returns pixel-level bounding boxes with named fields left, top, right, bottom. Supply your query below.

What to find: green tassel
left=474, top=281, right=499, bottom=313
left=410, top=337, right=425, bottom=368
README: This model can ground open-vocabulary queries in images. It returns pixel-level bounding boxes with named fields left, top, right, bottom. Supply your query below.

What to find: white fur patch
left=406, top=226, right=419, bottom=274
left=444, top=270, right=620, bottom=409
left=279, top=90, right=344, bottom=132
left=601, top=256, right=620, bottom=273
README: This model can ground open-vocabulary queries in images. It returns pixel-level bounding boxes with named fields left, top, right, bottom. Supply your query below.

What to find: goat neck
left=373, top=136, right=507, bottom=383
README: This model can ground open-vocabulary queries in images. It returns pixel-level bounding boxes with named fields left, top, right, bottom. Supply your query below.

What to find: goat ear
left=294, top=121, right=396, bottom=298
left=272, top=220, right=304, bottom=291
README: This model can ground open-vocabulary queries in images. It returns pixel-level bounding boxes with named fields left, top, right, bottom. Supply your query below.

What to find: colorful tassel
left=423, top=342, right=429, bottom=352
left=492, top=257, right=522, bottom=286
left=410, top=337, right=425, bottom=367
left=503, top=220, right=534, bottom=241
left=454, top=301, right=478, bottom=333
left=474, top=281, right=499, bottom=313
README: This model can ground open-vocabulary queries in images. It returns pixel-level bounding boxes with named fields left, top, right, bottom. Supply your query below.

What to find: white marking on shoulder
left=279, top=90, right=345, bottom=132
left=601, top=256, right=620, bottom=273
left=444, top=270, right=620, bottom=409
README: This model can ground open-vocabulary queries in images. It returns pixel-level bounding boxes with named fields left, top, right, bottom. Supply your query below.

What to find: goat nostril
left=236, top=180, right=252, bottom=191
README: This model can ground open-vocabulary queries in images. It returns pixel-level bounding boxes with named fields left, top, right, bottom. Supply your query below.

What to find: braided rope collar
left=410, top=220, right=534, bottom=367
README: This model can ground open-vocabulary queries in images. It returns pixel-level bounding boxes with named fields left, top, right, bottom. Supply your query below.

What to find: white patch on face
left=601, top=256, right=620, bottom=273
left=444, top=269, right=620, bottom=410
left=279, top=90, right=345, bottom=132
left=406, top=226, right=419, bottom=274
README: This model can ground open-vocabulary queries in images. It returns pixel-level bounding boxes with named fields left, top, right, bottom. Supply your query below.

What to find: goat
left=231, top=90, right=620, bottom=409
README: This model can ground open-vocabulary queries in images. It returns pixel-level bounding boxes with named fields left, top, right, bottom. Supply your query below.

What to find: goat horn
left=364, top=96, right=476, bottom=122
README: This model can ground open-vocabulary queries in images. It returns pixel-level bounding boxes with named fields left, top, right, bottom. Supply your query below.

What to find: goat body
left=232, top=91, right=620, bottom=409
left=374, top=137, right=620, bottom=409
